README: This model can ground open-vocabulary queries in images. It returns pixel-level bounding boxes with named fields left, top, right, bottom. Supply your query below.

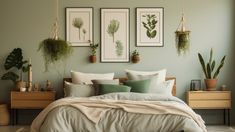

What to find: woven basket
left=0, top=104, right=10, bottom=125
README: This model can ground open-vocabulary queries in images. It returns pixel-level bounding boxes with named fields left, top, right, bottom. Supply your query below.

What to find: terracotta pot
left=0, top=104, right=10, bottom=126
left=132, top=55, right=140, bottom=63
left=15, top=81, right=26, bottom=91
left=89, top=55, right=96, bottom=63
left=204, top=79, right=217, bottom=91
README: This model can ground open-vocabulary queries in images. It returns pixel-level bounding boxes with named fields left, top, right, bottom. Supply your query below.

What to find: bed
left=31, top=76, right=206, bottom=132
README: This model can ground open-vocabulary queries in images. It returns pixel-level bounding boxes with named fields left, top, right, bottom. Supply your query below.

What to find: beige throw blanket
left=31, top=98, right=206, bottom=132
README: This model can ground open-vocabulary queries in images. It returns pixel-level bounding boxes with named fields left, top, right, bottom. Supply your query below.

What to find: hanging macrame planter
left=175, top=14, right=190, bottom=55
left=38, top=0, right=72, bottom=71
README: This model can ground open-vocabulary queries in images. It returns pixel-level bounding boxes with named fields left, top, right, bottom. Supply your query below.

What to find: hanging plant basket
left=175, top=31, right=190, bottom=55
left=38, top=38, right=72, bottom=71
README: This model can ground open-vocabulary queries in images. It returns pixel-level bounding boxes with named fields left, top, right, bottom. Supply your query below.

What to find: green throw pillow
left=98, top=84, right=131, bottom=95
left=124, top=79, right=151, bottom=93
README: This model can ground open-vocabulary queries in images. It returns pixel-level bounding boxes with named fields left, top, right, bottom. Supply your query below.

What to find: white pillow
left=152, top=80, right=175, bottom=96
left=125, top=69, right=166, bottom=83
left=64, top=81, right=95, bottom=97
left=71, top=70, right=115, bottom=84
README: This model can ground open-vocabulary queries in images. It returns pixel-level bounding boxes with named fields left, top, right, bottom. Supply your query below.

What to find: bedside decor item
left=190, top=80, right=201, bottom=91
left=27, top=58, right=32, bottom=92
left=89, top=41, right=99, bottom=63
left=221, top=85, right=227, bottom=91
left=38, top=0, right=72, bottom=72
left=66, top=7, right=93, bottom=46
left=0, top=104, right=10, bottom=126
left=175, top=13, right=190, bottom=55
left=198, top=48, right=226, bottom=90
left=131, top=49, right=140, bottom=63
left=136, top=7, right=164, bottom=47
left=1, top=48, right=30, bottom=90
left=101, top=8, right=130, bottom=62
left=20, top=87, right=27, bottom=92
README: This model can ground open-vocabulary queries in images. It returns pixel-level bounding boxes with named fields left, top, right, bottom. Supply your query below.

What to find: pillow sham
left=152, top=79, right=175, bottom=96
left=71, top=70, right=114, bottom=84
left=91, top=79, right=119, bottom=95
left=124, top=79, right=151, bottom=93
left=125, top=69, right=166, bottom=83
left=98, top=84, right=131, bottom=95
left=64, top=81, right=95, bottom=97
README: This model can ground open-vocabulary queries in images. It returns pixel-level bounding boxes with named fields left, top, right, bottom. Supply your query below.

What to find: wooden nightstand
left=11, top=91, right=56, bottom=125
left=186, top=91, right=231, bottom=125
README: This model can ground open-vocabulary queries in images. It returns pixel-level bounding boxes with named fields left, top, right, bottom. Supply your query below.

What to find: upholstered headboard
left=63, top=77, right=176, bottom=96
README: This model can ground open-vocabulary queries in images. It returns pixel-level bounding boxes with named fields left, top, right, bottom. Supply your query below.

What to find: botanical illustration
left=82, top=29, right=87, bottom=40
left=142, top=14, right=158, bottom=39
left=115, top=40, right=123, bottom=56
left=107, top=19, right=120, bottom=42
left=73, top=18, right=84, bottom=40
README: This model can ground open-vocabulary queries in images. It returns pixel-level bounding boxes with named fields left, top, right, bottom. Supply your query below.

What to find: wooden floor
left=0, top=125, right=234, bottom=132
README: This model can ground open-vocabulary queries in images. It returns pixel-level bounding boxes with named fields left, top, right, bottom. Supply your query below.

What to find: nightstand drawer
left=189, top=100, right=231, bottom=109
left=188, top=91, right=231, bottom=100
left=11, top=91, right=55, bottom=100
left=11, top=100, right=53, bottom=109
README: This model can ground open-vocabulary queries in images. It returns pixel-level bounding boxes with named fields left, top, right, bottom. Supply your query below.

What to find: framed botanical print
left=66, top=7, right=93, bottom=46
left=136, top=7, right=164, bottom=47
left=100, top=8, right=130, bottom=62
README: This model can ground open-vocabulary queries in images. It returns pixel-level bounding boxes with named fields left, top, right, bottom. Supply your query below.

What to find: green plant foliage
left=115, top=40, right=123, bottom=56
left=38, top=38, right=73, bottom=71
left=1, top=48, right=29, bottom=83
left=132, top=49, right=139, bottom=56
left=107, top=19, right=120, bottom=42
left=73, top=18, right=84, bottom=40
left=175, top=31, right=190, bottom=55
left=89, top=42, right=99, bottom=56
left=142, top=14, right=158, bottom=39
left=198, top=48, right=226, bottom=79
left=1, top=72, right=19, bottom=83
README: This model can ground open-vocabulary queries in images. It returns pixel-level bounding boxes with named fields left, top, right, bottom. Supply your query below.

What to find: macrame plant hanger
left=38, top=0, right=72, bottom=72
left=175, top=12, right=191, bottom=56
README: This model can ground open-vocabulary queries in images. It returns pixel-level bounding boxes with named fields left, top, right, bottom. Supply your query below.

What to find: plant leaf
left=211, top=60, right=215, bottom=71
left=207, top=63, right=211, bottom=79
left=4, top=48, right=24, bottom=70
left=198, top=53, right=208, bottom=78
left=1, top=72, right=19, bottom=83
left=213, top=56, right=226, bottom=79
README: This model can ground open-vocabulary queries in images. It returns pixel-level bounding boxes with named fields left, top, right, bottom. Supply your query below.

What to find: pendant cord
left=52, top=0, right=59, bottom=40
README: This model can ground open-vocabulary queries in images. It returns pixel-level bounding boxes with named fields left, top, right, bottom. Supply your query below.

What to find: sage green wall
left=0, top=0, right=234, bottom=125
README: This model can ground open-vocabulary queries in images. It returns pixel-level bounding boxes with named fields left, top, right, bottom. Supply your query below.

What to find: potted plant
left=38, top=38, right=73, bottom=71
left=1, top=48, right=30, bottom=90
left=89, top=41, right=99, bottom=63
left=131, top=50, right=140, bottom=63
left=198, top=48, right=226, bottom=90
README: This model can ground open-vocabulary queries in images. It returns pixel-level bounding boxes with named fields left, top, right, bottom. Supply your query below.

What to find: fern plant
left=198, top=48, right=226, bottom=79
left=107, top=19, right=120, bottom=42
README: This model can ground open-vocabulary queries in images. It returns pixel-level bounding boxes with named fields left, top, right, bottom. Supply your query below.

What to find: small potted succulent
left=198, top=48, right=226, bottom=90
left=89, top=41, right=99, bottom=63
left=131, top=50, right=140, bottom=63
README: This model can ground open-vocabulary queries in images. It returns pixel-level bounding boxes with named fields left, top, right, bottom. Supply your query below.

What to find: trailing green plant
left=38, top=38, right=73, bottom=71
left=198, top=48, right=226, bottom=79
left=132, top=49, right=139, bottom=56
left=175, top=31, right=190, bottom=55
left=115, top=40, right=123, bottom=57
left=107, top=19, right=120, bottom=42
left=73, top=18, right=84, bottom=40
left=142, top=14, right=158, bottom=39
left=1, top=48, right=29, bottom=83
left=89, top=41, right=99, bottom=56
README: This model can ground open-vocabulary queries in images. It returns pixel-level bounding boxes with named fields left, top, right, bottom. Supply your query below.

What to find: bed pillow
left=98, top=84, right=131, bottom=95
left=125, top=69, right=166, bottom=83
left=64, top=81, right=95, bottom=97
left=152, top=80, right=175, bottom=96
left=124, top=79, right=151, bottom=93
left=71, top=70, right=114, bottom=84
left=91, top=79, right=119, bottom=95
left=126, top=73, right=159, bottom=92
